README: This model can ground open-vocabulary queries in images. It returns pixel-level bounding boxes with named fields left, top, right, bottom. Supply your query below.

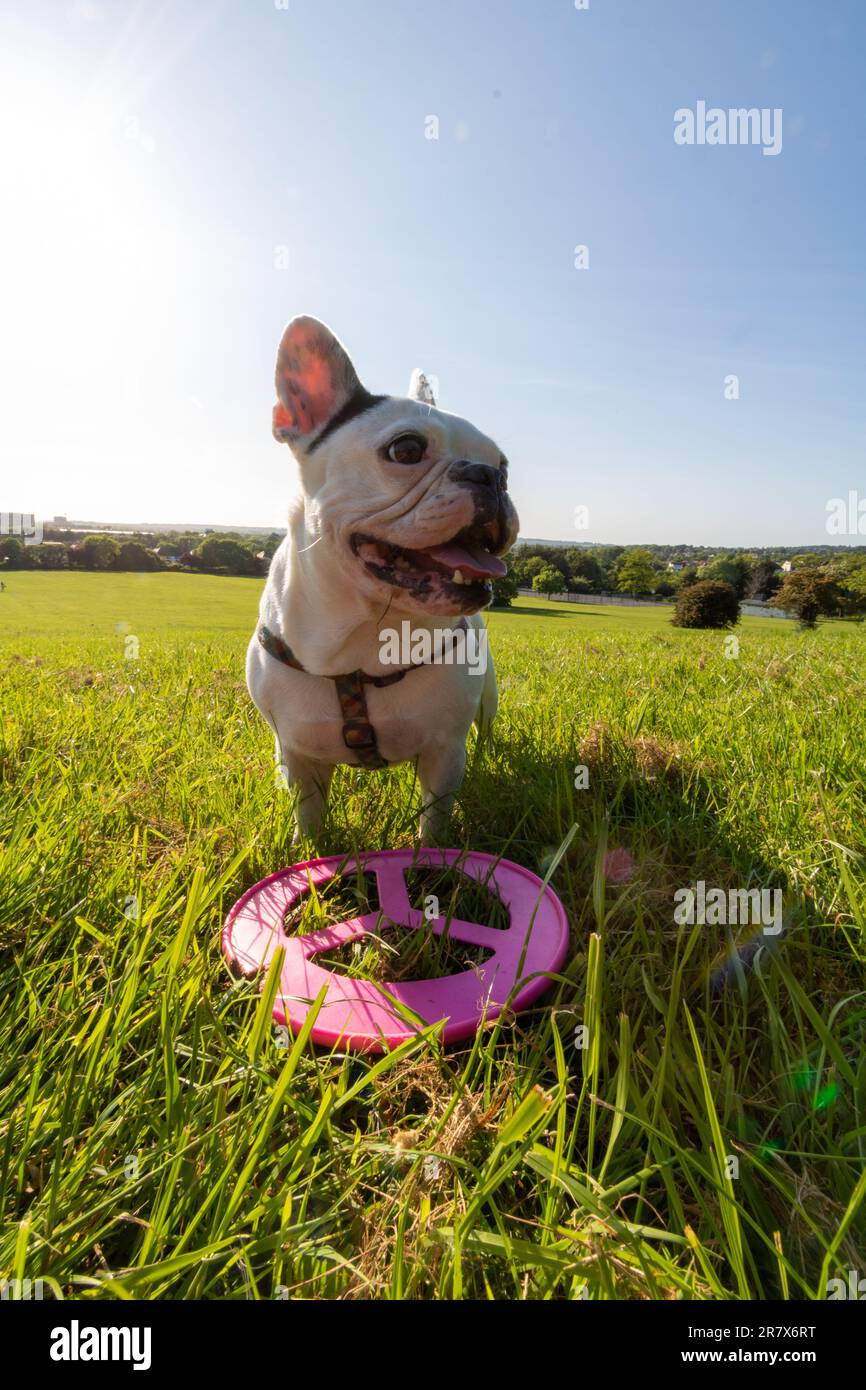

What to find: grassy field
left=1, top=571, right=864, bottom=1300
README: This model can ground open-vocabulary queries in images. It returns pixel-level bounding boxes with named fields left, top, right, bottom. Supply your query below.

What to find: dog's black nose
left=449, top=460, right=500, bottom=490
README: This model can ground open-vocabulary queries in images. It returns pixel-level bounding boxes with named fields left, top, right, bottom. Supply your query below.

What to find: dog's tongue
left=423, top=543, right=508, bottom=578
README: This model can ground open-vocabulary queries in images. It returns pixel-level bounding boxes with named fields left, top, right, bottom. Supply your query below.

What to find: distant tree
left=676, top=567, right=700, bottom=590
left=673, top=579, right=740, bottom=629
left=654, top=579, right=677, bottom=598
left=834, top=569, right=866, bottom=618
left=822, top=555, right=866, bottom=610
left=843, top=565, right=866, bottom=603
left=195, top=536, right=258, bottom=575
left=490, top=571, right=519, bottom=607
left=177, top=532, right=207, bottom=553
left=746, top=558, right=781, bottom=601
left=566, top=550, right=604, bottom=591
left=547, top=550, right=572, bottom=584
left=35, top=544, right=69, bottom=569
left=776, top=569, right=840, bottom=628
left=115, top=541, right=162, bottom=572
left=516, top=549, right=565, bottom=583
left=77, top=535, right=120, bottom=570
left=616, top=547, right=656, bottom=595
left=532, top=565, right=564, bottom=597
left=593, top=545, right=624, bottom=572
left=699, top=553, right=753, bottom=600
left=0, top=536, right=28, bottom=568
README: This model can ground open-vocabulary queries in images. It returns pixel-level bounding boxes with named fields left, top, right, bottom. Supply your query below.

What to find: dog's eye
left=386, top=433, right=426, bottom=465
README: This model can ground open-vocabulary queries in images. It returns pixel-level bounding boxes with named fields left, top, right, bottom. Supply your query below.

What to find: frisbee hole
left=314, top=928, right=494, bottom=985
left=404, top=866, right=511, bottom=932
left=283, top=870, right=380, bottom=936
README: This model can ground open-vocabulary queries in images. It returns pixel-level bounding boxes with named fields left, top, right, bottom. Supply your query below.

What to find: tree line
left=492, top=543, right=866, bottom=625
left=0, top=530, right=282, bottom=577
left=4, top=531, right=864, bottom=627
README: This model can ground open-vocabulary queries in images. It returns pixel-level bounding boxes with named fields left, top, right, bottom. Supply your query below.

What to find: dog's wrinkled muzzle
left=446, top=459, right=518, bottom=557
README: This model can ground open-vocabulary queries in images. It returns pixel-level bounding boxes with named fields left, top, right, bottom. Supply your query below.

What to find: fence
left=518, top=589, right=793, bottom=618
left=518, top=588, right=671, bottom=607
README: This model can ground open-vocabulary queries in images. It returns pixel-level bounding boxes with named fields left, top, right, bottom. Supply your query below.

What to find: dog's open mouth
left=351, top=528, right=508, bottom=602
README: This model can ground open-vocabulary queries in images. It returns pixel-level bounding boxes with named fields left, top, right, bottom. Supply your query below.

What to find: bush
left=490, top=571, right=518, bottom=607
left=35, top=544, right=69, bottom=569
left=0, top=536, right=29, bottom=569
left=672, top=579, right=740, bottom=629
left=194, top=536, right=258, bottom=575
left=77, top=535, right=120, bottom=570
left=115, top=542, right=162, bottom=572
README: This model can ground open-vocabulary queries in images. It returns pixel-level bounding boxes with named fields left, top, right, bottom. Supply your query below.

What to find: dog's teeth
left=394, top=556, right=410, bottom=570
left=453, top=569, right=465, bottom=585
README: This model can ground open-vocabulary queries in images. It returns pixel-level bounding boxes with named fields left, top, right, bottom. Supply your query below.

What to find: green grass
left=1, top=572, right=864, bottom=1300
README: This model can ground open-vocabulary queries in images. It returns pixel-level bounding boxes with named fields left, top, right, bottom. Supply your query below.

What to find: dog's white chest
left=246, top=637, right=482, bottom=769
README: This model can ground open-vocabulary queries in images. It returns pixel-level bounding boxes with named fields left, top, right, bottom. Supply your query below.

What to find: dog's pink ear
left=272, top=316, right=362, bottom=446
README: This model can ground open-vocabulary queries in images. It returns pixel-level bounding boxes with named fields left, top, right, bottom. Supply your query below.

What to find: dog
left=246, top=316, right=519, bottom=844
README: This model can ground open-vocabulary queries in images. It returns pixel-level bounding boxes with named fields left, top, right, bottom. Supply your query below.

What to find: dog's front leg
left=417, top=739, right=467, bottom=847
left=276, top=741, right=333, bottom=842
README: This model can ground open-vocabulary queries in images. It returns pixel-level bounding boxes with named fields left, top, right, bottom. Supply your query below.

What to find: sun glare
left=1, top=55, right=185, bottom=514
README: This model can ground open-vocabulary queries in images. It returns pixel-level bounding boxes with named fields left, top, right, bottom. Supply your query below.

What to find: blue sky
left=2, top=0, right=864, bottom=545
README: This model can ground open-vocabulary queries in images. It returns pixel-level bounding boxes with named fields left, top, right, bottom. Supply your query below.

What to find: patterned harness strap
left=257, top=619, right=468, bottom=770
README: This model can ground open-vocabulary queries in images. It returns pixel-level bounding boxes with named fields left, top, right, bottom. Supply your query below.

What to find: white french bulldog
left=246, top=316, right=519, bottom=844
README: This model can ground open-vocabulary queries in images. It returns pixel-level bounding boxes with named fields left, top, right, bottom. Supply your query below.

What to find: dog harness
left=257, top=619, right=469, bottom=770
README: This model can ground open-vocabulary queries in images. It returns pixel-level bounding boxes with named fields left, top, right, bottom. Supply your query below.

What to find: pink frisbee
left=222, top=848, right=570, bottom=1052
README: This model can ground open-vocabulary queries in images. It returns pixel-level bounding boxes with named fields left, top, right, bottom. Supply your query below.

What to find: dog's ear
left=407, top=368, right=437, bottom=407
left=273, top=317, right=363, bottom=446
